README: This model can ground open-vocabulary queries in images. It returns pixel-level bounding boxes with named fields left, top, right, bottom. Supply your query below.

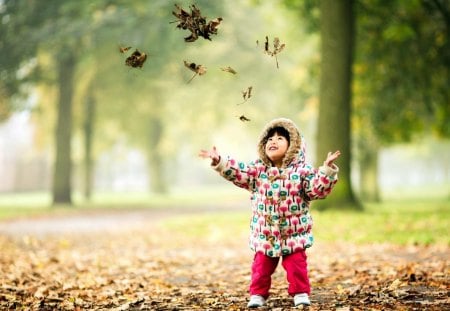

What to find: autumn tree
left=52, top=48, right=78, bottom=204
left=0, top=0, right=43, bottom=120
left=0, top=0, right=123, bottom=204
left=1, top=0, right=185, bottom=200
left=0, top=0, right=77, bottom=204
left=317, top=0, right=360, bottom=209
left=285, top=0, right=449, bottom=204
left=2, top=0, right=352, bottom=199
left=354, top=0, right=450, bottom=201
left=82, top=80, right=96, bottom=200
left=282, top=0, right=359, bottom=209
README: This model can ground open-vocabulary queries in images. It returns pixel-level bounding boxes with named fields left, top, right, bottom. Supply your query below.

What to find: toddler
left=199, top=117, right=340, bottom=308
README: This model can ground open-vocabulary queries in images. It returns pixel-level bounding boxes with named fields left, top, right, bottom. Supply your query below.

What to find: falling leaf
left=245, top=86, right=252, bottom=99
left=238, top=86, right=253, bottom=104
left=237, top=115, right=251, bottom=122
left=184, top=61, right=207, bottom=75
left=172, top=4, right=223, bottom=42
left=220, top=66, right=237, bottom=75
left=125, top=49, right=147, bottom=68
left=119, top=46, right=132, bottom=54
left=261, top=35, right=285, bottom=69
left=184, top=60, right=207, bottom=83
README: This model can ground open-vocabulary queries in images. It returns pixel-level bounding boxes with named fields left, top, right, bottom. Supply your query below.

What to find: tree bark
left=317, top=0, right=360, bottom=209
left=52, top=51, right=76, bottom=205
left=147, top=117, right=167, bottom=194
left=359, top=147, right=380, bottom=202
left=83, top=83, right=95, bottom=200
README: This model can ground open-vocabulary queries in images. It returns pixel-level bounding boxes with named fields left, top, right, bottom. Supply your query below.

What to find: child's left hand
left=324, top=150, right=341, bottom=167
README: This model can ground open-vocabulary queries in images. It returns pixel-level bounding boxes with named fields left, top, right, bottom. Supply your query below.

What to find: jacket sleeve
left=302, top=163, right=339, bottom=200
left=212, top=156, right=257, bottom=191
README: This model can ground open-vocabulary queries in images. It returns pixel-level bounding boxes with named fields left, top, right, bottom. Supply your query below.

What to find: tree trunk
left=359, top=147, right=380, bottom=202
left=147, top=117, right=167, bottom=194
left=317, top=0, right=360, bottom=209
left=52, top=51, right=76, bottom=205
left=83, top=83, right=95, bottom=200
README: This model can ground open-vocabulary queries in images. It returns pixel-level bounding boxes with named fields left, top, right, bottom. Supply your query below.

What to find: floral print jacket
left=213, top=118, right=339, bottom=257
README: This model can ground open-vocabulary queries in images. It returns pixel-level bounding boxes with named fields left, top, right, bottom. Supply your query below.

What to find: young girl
left=199, top=117, right=340, bottom=308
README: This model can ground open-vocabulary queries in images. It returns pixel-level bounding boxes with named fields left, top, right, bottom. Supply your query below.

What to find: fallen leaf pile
left=2, top=210, right=447, bottom=310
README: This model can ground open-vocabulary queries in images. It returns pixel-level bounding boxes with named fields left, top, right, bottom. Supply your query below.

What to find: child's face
left=265, top=132, right=289, bottom=167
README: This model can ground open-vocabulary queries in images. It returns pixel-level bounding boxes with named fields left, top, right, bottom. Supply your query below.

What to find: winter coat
left=213, top=118, right=339, bottom=257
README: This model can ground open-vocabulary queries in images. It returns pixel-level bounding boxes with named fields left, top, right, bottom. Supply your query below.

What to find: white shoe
left=247, top=295, right=266, bottom=308
left=294, top=293, right=311, bottom=306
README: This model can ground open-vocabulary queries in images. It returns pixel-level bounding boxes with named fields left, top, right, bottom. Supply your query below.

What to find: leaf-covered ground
left=0, top=208, right=448, bottom=310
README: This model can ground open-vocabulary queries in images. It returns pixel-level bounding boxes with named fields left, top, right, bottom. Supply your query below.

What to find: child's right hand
left=199, top=146, right=221, bottom=166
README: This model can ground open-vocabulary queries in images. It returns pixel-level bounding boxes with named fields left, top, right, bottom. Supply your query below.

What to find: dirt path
left=0, top=208, right=448, bottom=310
left=0, top=205, right=242, bottom=236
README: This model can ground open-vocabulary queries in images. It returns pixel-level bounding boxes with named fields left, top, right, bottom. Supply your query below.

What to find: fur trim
left=257, top=118, right=302, bottom=168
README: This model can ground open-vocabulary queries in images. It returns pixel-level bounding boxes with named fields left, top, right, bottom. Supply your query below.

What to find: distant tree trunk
left=359, top=146, right=380, bottom=202
left=52, top=51, right=76, bottom=205
left=317, top=0, right=360, bottom=209
left=83, top=83, right=95, bottom=200
left=355, top=126, right=381, bottom=202
left=146, top=117, right=167, bottom=193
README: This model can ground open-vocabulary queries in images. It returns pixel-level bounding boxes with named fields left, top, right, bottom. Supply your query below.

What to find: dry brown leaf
left=172, top=4, right=222, bottom=42
left=118, top=46, right=132, bottom=54
left=238, top=86, right=253, bottom=105
left=220, top=66, right=237, bottom=74
left=262, top=35, right=286, bottom=69
left=237, top=115, right=251, bottom=122
left=125, top=49, right=147, bottom=68
left=183, top=61, right=207, bottom=83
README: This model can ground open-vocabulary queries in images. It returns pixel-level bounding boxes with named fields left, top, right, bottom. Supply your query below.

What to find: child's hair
left=264, top=126, right=290, bottom=146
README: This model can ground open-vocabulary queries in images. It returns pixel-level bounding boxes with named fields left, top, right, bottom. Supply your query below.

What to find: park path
left=0, top=204, right=243, bottom=237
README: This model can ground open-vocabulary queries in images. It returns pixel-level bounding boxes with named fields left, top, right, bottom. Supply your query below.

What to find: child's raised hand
left=199, top=146, right=221, bottom=166
left=324, top=150, right=341, bottom=167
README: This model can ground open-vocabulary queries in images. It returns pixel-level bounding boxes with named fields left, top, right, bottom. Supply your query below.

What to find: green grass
left=0, top=189, right=448, bottom=246
left=313, top=199, right=449, bottom=245
left=159, top=198, right=450, bottom=246
left=0, top=187, right=248, bottom=220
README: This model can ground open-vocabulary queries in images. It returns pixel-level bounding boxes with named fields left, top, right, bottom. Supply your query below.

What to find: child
left=199, top=117, right=340, bottom=308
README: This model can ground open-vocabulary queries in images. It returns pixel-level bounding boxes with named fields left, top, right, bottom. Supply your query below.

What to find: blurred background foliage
left=0, top=0, right=448, bottom=209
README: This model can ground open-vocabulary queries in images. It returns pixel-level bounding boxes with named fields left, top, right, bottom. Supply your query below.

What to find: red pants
left=249, top=251, right=310, bottom=298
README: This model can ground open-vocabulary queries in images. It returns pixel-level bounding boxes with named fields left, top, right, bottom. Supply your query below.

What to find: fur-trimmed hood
left=257, top=118, right=306, bottom=168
